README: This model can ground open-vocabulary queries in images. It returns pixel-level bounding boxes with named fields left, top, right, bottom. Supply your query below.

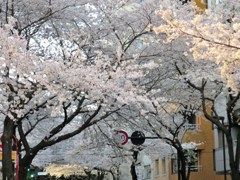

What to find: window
left=181, top=110, right=200, bottom=131
left=189, top=150, right=202, bottom=172
left=188, top=114, right=196, bottom=124
left=162, top=158, right=166, bottom=174
left=144, top=165, right=151, bottom=179
left=155, top=159, right=159, bottom=175
left=179, top=109, right=196, bottom=124
left=171, top=158, right=178, bottom=174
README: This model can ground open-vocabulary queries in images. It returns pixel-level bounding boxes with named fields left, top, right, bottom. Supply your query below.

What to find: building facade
left=195, top=0, right=207, bottom=9
left=207, top=0, right=223, bottom=8
left=192, top=0, right=224, bottom=9
left=150, top=114, right=230, bottom=180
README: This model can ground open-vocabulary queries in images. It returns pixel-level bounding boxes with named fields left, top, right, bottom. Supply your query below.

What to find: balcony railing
left=172, top=165, right=202, bottom=173
left=188, top=165, right=202, bottom=172
left=184, top=123, right=200, bottom=131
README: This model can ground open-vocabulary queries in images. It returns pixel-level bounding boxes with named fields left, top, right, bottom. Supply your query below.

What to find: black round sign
left=131, top=131, right=145, bottom=145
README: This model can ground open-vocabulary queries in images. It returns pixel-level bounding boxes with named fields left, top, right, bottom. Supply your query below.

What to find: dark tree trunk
left=97, top=171, right=105, bottom=180
left=18, top=154, right=35, bottom=180
left=174, top=139, right=189, bottom=180
left=84, top=170, right=91, bottom=180
left=110, top=171, right=116, bottom=180
left=18, top=164, right=28, bottom=180
left=178, top=150, right=188, bottom=180
left=231, top=169, right=240, bottom=180
left=130, top=151, right=139, bottom=180
left=186, top=166, right=191, bottom=180
left=130, top=162, right=138, bottom=180
left=2, top=116, right=15, bottom=180
left=226, top=133, right=240, bottom=180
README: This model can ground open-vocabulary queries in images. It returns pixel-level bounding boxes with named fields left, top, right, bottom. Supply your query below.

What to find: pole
left=177, top=151, right=181, bottom=180
left=12, top=135, right=19, bottom=180
left=222, top=119, right=227, bottom=180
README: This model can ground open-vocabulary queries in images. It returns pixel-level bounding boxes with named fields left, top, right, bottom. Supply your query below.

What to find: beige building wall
left=180, top=117, right=230, bottom=180
left=152, top=115, right=230, bottom=180
left=153, top=158, right=170, bottom=180
left=195, top=0, right=207, bottom=9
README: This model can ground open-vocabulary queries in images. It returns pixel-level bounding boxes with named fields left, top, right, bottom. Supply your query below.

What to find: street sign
left=112, top=130, right=129, bottom=145
left=131, top=131, right=145, bottom=145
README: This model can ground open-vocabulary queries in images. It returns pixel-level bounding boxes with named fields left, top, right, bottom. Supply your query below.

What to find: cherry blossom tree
left=0, top=22, right=122, bottom=179
left=0, top=0, right=166, bottom=179
left=140, top=102, right=198, bottom=180
left=1, top=1, right=226, bottom=179
left=151, top=0, right=240, bottom=179
left=153, top=0, right=240, bottom=91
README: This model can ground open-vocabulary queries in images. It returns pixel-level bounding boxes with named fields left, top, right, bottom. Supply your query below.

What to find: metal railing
left=188, top=165, right=202, bottom=172
left=184, top=123, right=200, bottom=131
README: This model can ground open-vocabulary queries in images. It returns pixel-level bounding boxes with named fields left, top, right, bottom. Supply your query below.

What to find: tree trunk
left=130, top=162, right=138, bottom=180
left=179, top=152, right=188, bottom=180
left=175, top=140, right=189, bottom=180
left=2, top=116, right=15, bottom=180
left=130, top=151, right=139, bottom=180
left=177, top=148, right=188, bottom=180
left=97, top=171, right=105, bottom=180
left=226, top=133, right=240, bottom=180
left=231, top=168, right=240, bottom=180
left=186, top=165, right=191, bottom=180
left=18, top=154, right=35, bottom=180
left=110, top=171, right=116, bottom=180
left=18, top=164, right=28, bottom=180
